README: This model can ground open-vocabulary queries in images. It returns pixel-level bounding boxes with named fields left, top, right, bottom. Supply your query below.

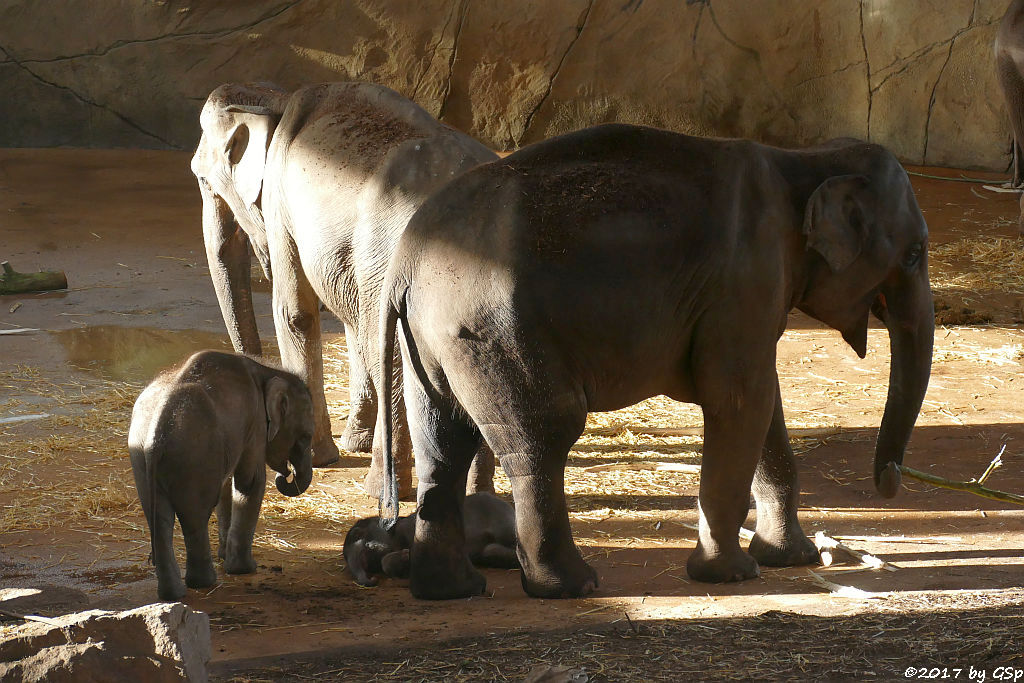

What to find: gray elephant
left=376, top=125, right=934, bottom=600
left=190, top=82, right=499, bottom=497
left=343, top=491, right=518, bottom=587
left=995, top=0, right=1024, bottom=232
left=128, top=350, right=314, bottom=600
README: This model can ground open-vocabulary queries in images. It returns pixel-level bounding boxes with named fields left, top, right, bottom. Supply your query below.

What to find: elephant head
left=190, top=83, right=288, bottom=355
left=263, top=373, right=315, bottom=497
left=795, top=148, right=934, bottom=499
left=343, top=516, right=415, bottom=586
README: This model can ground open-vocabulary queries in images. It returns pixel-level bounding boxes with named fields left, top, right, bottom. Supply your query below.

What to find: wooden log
left=0, top=261, right=67, bottom=294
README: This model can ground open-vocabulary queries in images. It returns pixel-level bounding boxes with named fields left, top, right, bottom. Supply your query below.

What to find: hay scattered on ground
left=224, top=589, right=1024, bottom=682
left=930, top=236, right=1024, bottom=294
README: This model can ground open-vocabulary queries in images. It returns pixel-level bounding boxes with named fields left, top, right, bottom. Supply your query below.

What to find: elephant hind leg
left=179, top=508, right=218, bottom=590
left=403, top=375, right=486, bottom=600
left=151, top=494, right=186, bottom=601
left=463, top=383, right=595, bottom=597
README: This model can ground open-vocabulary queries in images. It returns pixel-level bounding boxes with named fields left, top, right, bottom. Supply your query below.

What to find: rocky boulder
left=0, top=602, right=210, bottom=682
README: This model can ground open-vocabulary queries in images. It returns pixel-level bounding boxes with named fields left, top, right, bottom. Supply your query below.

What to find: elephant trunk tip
left=875, top=461, right=902, bottom=499
left=275, top=463, right=311, bottom=497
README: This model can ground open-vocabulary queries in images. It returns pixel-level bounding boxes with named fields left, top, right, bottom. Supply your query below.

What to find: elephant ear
left=802, top=174, right=872, bottom=272
left=264, top=375, right=289, bottom=443
left=225, top=104, right=277, bottom=207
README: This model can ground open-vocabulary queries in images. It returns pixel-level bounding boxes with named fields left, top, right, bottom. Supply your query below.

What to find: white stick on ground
left=813, top=531, right=899, bottom=571
left=0, top=413, right=51, bottom=425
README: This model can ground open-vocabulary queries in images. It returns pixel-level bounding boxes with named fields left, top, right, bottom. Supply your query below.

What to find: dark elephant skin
left=376, top=124, right=934, bottom=600
left=128, top=351, right=315, bottom=601
left=996, top=0, right=1024, bottom=232
left=190, top=82, right=498, bottom=497
left=344, top=492, right=519, bottom=587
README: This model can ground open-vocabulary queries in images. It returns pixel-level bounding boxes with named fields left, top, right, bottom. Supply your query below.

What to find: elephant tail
left=377, top=287, right=405, bottom=529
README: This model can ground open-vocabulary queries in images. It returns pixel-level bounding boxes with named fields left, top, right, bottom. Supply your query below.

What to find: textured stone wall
left=0, top=0, right=1012, bottom=170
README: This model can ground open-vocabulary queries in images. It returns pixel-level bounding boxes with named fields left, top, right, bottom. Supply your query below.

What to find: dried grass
left=930, top=236, right=1024, bottom=294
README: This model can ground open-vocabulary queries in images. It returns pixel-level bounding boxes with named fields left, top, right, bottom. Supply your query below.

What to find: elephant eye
left=902, top=243, right=923, bottom=269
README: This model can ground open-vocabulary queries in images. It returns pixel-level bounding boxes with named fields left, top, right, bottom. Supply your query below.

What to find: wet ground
left=1, top=149, right=1023, bottom=681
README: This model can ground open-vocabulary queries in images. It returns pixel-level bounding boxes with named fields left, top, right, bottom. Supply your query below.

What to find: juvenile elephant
left=190, top=82, right=499, bottom=497
left=343, top=491, right=518, bottom=587
left=995, top=0, right=1024, bottom=232
left=377, top=125, right=934, bottom=600
left=128, top=351, right=314, bottom=600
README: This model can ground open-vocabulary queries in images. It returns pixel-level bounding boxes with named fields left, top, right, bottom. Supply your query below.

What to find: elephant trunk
left=199, top=180, right=263, bottom=356
left=275, top=443, right=313, bottom=497
left=873, top=282, right=934, bottom=498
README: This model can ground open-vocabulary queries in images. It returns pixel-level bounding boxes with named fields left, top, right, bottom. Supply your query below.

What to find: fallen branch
left=0, top=261, right=68, bottom=294
left=897, top=445, right=1024, bottom=506
left=0, top=607, right=61, bottom=625
left=813, top=532, right=898, bottom=572
left=583, top=462, right=701, bottom=474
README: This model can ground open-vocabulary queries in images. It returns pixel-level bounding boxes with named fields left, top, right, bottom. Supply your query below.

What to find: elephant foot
left=381, top=549, right=411, bottom=578
left=687, top=544, right=760, bottom=583
left=521, top=558, right=598, bottom=599
left=312, top=433, right=340, bottom=468
left=224, top=552, right=258, bottom=575
left=341, top=425, right=375, bottom=453
left=155, top=573, right=186, bottom=602
left=184, top=562, right=218, bottom=590
left=410, top=546, right=486, bottom=600
left=748, top=530, right=820, bottom=568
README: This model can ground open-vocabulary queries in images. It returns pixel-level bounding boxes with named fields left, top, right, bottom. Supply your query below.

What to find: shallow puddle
left=53, top=325, right=230, bottom=382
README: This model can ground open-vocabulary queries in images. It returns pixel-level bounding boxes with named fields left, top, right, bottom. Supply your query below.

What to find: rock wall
left=0, top=0, right=1012, bottom=170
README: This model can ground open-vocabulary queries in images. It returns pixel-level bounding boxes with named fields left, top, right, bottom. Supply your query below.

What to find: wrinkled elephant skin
left=190, top=82, right=498, bottom=496
left=377, top=125, right=934, bottom=599
left=128, top=351, right=314, bottom=601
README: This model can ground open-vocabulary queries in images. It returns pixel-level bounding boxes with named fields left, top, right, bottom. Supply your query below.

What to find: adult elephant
left=376, top=125, right=934, bottom=600
left=996, top=0, right=1024, bottom=232
left=190, top=82, right=498, bottom=497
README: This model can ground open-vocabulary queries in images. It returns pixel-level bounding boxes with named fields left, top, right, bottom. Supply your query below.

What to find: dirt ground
left=1, top=149, right=1023, bottom=682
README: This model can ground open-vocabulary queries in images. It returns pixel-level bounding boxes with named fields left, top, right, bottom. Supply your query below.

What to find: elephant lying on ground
left=190, top=82, right=499, bottom=497
left=377, top=125, right=934, bottom=599
left=128, top=351, right=314, bottom=600
left=343, top=492, right=518, bottom=587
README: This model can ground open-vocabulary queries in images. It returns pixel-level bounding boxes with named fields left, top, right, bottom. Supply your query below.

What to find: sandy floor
left=1, top=149, right=1023, bottom=681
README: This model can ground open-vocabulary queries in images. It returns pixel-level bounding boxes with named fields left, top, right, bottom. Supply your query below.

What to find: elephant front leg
left=465, top=444, right=496, bottom=495
left=748, top=383, right=820, bottom=568
left=503, top=456, right=597, bottom=598
left=223, top=467, right=266, bottom=575
left=269, top=239, right=339, bottom=468
left=687, top=382, right=776, bottom=583
left=341, top=327, right=377, bottom=453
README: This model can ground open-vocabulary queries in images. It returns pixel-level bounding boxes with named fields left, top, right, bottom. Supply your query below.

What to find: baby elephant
left=129, top=350, right=315, bottom=600
left=344, top=492, right=519, bottom=587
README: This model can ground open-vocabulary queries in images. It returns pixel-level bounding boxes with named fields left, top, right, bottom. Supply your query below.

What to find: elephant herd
left=130, top=70, right=941, bottom=602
